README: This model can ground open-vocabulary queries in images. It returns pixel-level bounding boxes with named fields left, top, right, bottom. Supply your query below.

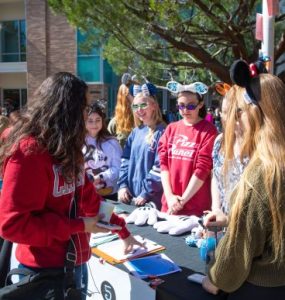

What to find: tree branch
left=193, top=0, right=248, bottom=58
left=123, top=1, right=230, bottom=81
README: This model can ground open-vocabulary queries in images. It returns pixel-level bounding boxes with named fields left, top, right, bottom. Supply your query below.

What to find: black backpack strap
left=63, top=189, right=81, bottom=297
left=64, top=237, right=77, bottom=291
left=0, top=237, right=13, bottom=288
left=5, top=268, right=36, bottom=285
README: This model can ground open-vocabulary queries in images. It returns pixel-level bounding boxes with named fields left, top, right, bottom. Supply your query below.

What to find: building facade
left=0, top=0, right=118, bottom=116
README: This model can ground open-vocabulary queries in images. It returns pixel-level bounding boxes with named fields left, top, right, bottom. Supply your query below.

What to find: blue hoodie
left=118, top=123, right=165, bottom=209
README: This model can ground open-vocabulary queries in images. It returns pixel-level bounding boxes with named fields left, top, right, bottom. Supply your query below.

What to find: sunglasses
left=176, top=103, right=199, bottom=111
left=131, top=102, right=148, bottom=111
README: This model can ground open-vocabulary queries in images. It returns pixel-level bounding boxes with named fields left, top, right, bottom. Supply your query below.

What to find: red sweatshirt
left=0, top=136, right=129, bottom=268
left=158, top=119, right=217, bottom=216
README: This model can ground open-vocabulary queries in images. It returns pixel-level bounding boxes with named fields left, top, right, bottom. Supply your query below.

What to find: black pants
left=227, top=281, right=285, bottom=300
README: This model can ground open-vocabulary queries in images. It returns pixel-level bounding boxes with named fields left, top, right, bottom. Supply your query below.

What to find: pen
left=129, top=248, right=139, bottom=255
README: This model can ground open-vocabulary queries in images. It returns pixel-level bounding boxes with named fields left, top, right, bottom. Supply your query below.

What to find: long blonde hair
left=226, top=74, right=285, bottom=263
left=133, top=93, right=164, bottom=144
left=222, top=85, right=263, bottom=174
left=114, top=84, right=134, bottom=134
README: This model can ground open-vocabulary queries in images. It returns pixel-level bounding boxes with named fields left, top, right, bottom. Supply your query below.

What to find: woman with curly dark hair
left=0, top=72, right=142, bottom=299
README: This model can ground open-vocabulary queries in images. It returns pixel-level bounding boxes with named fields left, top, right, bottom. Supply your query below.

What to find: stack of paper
left=124, top=253, right=181, bottom=279
left=90, top=232, right=119, bottom=247
left=91, top=235, right=165, bottom=264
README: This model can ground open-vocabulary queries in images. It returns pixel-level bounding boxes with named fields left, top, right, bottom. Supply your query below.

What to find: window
left=0, top=20, right=26, bottom=62
left=1, top=89, right=27, bottom=115
left=77, top=30, right=101, bottom=82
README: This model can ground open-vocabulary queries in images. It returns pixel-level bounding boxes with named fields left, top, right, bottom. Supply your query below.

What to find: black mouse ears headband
left=230, top=59, right=268, bottom=105
left=88, top=99, right=107, bottom=116
left=121, top=73, right=140, bottom=86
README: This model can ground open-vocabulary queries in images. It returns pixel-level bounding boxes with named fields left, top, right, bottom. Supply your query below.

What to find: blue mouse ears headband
left=230, top=58, right=268, bottom=105
left=166, top=81, right=208, bottom=96
left=129, top=82, right=157, bottom=97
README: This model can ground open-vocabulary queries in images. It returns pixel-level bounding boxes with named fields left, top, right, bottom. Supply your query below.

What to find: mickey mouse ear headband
left=129, top=82, right=157, bottom=97
left=230, top=59, right=267, bottom=105
left=215, top=82, right=231, bottom=96
left=166, top=81, right=208, bottom=96
left=121, top=73, right=140, bottom=86
left=89, top=99, right=107, bottom=115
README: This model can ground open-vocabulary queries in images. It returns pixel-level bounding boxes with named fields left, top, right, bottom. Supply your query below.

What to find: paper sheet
left=92, top=235, right=165, bottom=264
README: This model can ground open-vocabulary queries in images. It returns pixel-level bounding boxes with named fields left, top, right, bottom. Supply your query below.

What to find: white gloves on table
left=125, top=203, right=166, bottom=226
left=153, top=215, right=200, bottom=235
left=126, top=204, right=200, bottom=235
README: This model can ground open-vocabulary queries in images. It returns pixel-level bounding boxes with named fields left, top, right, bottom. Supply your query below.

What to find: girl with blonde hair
left=205, top=61, right=268, bottom=230
left=203, top=60, right=285, bottom=299
left=108, top=73, right=135, bottom=148
left=118, top=83, right=165, bottom=208
left=208, top=85, right=250, bottom=217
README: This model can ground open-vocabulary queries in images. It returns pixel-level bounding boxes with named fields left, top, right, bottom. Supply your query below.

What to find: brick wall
left=26, top=0, right=76, bottom=100
left=46, top=7, right=76, bottom=76
left=26, top=0, right=47, bottom=99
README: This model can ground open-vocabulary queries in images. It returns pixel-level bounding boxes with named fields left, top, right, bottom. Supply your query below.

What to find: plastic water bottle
left=199, top=236, right=216, bottom=263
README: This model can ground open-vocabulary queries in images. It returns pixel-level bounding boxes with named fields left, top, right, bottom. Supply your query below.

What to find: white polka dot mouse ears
left=166, top=81, right=208, bottom=95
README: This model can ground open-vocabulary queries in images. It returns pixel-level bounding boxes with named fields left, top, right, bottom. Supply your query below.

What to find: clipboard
left=91, top=235, right=165, bottom=264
